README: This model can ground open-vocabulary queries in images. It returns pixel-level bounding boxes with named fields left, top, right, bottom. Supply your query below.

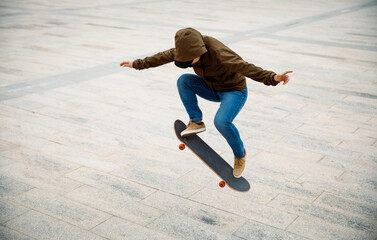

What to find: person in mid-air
left=121, top=27, right=292, bottom=178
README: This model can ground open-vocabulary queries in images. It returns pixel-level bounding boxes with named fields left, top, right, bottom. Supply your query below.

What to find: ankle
left=192, top=119, right=203, bottom=124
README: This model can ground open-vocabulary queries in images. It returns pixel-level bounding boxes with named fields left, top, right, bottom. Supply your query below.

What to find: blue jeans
left=177, top=74, right=247, bottom=158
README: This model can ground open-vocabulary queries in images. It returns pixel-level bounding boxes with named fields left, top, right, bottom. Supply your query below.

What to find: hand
left=274, top=71, right=293, bottom=85
left=120, top=61, right=133, bottom=68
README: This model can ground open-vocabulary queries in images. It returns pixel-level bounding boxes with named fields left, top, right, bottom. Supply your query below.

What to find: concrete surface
left=0, top=0, right=376, bottom=239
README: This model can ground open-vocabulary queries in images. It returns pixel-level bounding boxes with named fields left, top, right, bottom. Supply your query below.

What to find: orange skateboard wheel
left=219, top=181, right=226, bottom=188
left=179, top=144, right=185, bottom=150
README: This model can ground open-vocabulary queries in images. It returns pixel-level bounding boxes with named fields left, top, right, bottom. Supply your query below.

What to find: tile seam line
left=0, top=0, right=174, bottom=13
left=1, top=1, right=376, bottom=100
left=221, top=0, right=377, bottom=44
left=262, top=34, right=377, bottom=52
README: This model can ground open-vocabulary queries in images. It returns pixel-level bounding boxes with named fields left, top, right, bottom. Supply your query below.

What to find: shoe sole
left=233, top=173, right=242, bottom=178
left=181, top=128, right=206, bottom=137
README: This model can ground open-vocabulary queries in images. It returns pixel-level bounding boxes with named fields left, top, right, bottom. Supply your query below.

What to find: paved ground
left=0, top=0, right=376, bottom=239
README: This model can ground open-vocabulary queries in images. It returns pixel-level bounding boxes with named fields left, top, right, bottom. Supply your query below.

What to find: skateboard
left=174, top=119, right=250, bottom=192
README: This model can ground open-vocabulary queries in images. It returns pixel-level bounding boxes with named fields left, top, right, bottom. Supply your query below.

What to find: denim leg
left=214, top=88, right=248, bottom=158
left=177, top=74, right=220, bottom=121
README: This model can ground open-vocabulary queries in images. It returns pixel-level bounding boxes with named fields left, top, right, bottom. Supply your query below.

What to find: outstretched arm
left=214, top=47, right=279, bottom=86
left=211, top=40, right=292, bottom=86
left=120, top=48, right=175, bottom=70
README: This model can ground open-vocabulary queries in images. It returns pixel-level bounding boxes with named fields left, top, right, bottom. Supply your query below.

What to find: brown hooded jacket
left=132, top=28, right=279, bottom=91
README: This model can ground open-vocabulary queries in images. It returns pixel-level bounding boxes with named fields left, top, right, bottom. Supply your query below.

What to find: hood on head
left=174, top=28, right=207, bottom=62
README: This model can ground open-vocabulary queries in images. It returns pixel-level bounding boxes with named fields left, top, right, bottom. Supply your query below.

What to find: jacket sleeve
left=215, top=47, right=279, bottom=86
left=133, top=48, right=175, bottom=70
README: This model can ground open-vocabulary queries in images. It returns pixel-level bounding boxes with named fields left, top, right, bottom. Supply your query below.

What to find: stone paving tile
left=2, top=96, right=49, bottom=112
left=278, top=133, right=361, bottom=159
left=239, top=124, right=285, bottom=143
left=0, top=128, right=65, bottom=159
left=0, top=175, right=34, bottom=198
left=11, top=92, right=70, bottom=110
left=0, top=163, right=81, bottom=195
left=45, top=95, right=123, bottom=120
left=47, top=148, right=120, bottom=172
left=308, top=109, right=373, bottom=127
left=0, top=139, right=18, bottom=152
left=147, top=213, right=242, bottom=240
left=295, top=123, right=374, bottom=145
left=0, top=155, right=15, bottom=168
left=92, top=216, right=176, bottom=240
left=65, top=167, right=156, bottom=200
left=190, top=188, right=297, bottom=229
left=65, top=185, right=163, bottom=226
left=0, top=147, right=80, bottom=174
left=246, top=171, right=323, bottom=202
left=327, top=103, right=375, bottom=120
left=297, top=172, right=377, bottom=205
left=0, top=199, right=29, bottom=224
left=318, top=155, right=376, bottom=175
left=32, top=105, right=95, bottom=129
left=11, top=188, right=111, bottom=230
left=0, top=104, right=94, bottom=138
left=141, top=190, right=246, bottom=233
left=337, top=171, right=377, bottom=191
left=117, top=148, right=193, bottom=174
left=268, top=194, right=377, bottom=236
left=0, top=225, right=31, bottom=240
left=314, top=192, right=377, bottom=222
left=0, top=116, right=56, bottom=139
left=238, top=111, right=301, bottom=131
left=359, top=154, right=377, bottom=167
left=81, top=113, right=179, bottom=151
left=286, top=215, right=372, bottom=240
left=338, top=140, right=377, bottom=158
left=251, top=151, right=344, bottom=180
left=122, top=143, right=204, bottom=171
left=46, top=131, right=121, bottom=157
left=243, top=138, right=324, bottom=164
left=234, top=220, right=309, bottom=240
left=111, top=167, right=202, bottom=198
left=5, top=210, right=105, bottom=240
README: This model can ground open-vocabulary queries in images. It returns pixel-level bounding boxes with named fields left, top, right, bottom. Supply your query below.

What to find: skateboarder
left=120, top=28, right=292, bottom=178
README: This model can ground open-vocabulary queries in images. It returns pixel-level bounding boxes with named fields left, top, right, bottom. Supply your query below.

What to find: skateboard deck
left=174, top=119, right=250, bottom=192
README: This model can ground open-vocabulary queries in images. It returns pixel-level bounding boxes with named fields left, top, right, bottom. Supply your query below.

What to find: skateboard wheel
left=219, top=181, right=226, bottom=188
left=179, top=144, right=185, bottom=150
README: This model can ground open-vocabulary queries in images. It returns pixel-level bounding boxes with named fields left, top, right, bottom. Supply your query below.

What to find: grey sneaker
left=181, top=120, right=206, bottom=137
left=233, top=150, right=246, bottom=178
